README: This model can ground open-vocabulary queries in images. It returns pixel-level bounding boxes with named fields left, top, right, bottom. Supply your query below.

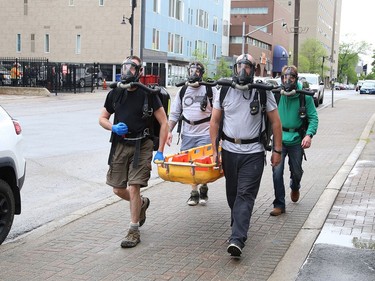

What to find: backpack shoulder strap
left=179, top=85, right=188, bottom=104
left=219, top=85, right=230, bottom=108
left=205, top=85, right=213, bottom=107
left=299, top=92, right=306, bottom=107
left=113, top=87, right=127, bottom=111
left=259, top=88, right=267, bottom=110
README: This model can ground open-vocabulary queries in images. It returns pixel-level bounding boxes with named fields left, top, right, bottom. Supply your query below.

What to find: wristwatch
left=308, top=134, right=313, bottom=138
left=273, top=149, right=282, bottom=155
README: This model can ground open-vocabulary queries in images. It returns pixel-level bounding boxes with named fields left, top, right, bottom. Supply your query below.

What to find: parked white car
left=298, top=73, right=325, bottom=107
left=0, top=105, right=26, bottom=244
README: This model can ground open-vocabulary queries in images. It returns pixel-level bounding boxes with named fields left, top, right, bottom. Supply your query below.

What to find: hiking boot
left=121, top=229, right=140, bottom=248
left=199, top=184, right=208, bottom=205
left=227, top=243, right=242, bottom=257
left=270, top=207, right=285, bottom=216
left=291, top=190, right=300, bottom=202
left=187, top=190, right=199, bottom=206
left=139, top=196, right=150, bottom=227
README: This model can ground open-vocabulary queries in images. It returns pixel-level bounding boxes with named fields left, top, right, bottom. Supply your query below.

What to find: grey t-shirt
left=169, top=85, right=218, bottom=137
left=213, top=87, right=277, bottom=154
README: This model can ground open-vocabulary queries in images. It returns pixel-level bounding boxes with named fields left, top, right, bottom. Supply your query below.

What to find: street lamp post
left=242, top=18, right=286, bottom=54
left=121, top=0, right=137, bottom=56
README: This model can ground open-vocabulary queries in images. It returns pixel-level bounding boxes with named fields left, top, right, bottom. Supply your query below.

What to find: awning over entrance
left=273, top=45, right=289, bottom=73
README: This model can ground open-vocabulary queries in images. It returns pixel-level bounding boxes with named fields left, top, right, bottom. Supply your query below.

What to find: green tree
left=370, top=49, right=375, bottom=73
left=299, top=38, right=328, bottom=73
left=191, top=49, right=210, bottom=81
left=296, top=55, right=310, bottom=73
left=338, top=41, right=370, bottom=83
left=214, top=57, right=232, bottom=80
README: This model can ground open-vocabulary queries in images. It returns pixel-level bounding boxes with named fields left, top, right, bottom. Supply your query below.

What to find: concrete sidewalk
left=0, top=96, right=374, bottom=281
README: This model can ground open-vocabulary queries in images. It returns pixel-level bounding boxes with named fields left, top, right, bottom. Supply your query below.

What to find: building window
left=152, top=28, right=160, bottom=50
left=195, top=40, right=207, bottom=56
left=16, top=34, right=21, bottom=52
left=212, top=44, right=217, bottom=60
left=99, top=0, right=104, bottom=6
left=187, top=40, right=192, bottom=57
left=76, top=34, right=81, bottom=54
left=229, top=36, right=243, bottom=44
left=69, top=0, right=74, bottom=6
left=168, top=33, right=174, bottom=52
left=31, top=33, right=35, bottom=53
left=24, top=0, right=28, bottom=15
left=174, top=34, right=183, bottom=54
left=213, top=17, right=218, bottom=32
left=169, top=0, right=184, bottom=20
left=231, top=7, right=268, bottom=15
left=187, top=8, right=193, bottom=25
left=196, top=9, right=208, bottom=29
left=44, top=34, right=50, bottom=53
left=153, top=0, right=160, bottom=13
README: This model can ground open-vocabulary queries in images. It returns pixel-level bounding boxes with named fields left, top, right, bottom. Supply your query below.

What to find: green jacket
left=277, top=83, right=319, bottom=146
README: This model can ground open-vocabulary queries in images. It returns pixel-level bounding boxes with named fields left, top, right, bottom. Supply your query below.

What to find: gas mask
left=187, top=63, right=204, bottom=83
left=121, top=58, right=142, bottom=83
left=233, top=54, right=255, bottom=85
left=281, top=67, right=298, bottom=92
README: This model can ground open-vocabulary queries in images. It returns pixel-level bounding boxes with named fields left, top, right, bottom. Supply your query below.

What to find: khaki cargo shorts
left=106, top=139, right=153, bottom=188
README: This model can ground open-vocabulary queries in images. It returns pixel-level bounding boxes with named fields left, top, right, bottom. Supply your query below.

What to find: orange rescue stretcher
left=156, top=144, right=224, bottom=185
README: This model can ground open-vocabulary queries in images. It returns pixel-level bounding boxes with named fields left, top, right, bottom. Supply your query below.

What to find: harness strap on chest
left=180, top=115, right=211, bottom=126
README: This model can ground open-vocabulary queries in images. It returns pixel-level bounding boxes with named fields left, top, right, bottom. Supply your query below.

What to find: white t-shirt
left=169, top=85, right=218, bottom=137
left=213, top=87, right=277, bottom=154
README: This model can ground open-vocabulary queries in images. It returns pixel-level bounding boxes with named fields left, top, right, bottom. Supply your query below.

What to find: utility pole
left=330, top=0, right=337, bottom=108
left=293, top=0, right=300, bottom=67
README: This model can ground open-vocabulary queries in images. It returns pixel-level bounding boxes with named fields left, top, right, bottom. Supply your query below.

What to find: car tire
left=79, top=79, right=85, bottom=88
left=0, top=179, right=15, bottom=245
left=319, top=91, right=324, bottom=104
left=314, top=96, right=319, bottom=107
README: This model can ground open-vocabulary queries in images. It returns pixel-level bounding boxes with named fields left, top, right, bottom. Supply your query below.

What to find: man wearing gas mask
left=210, top=54, right=282, bottom=257
left=99, top=55, right=168, bottom=248
left=167, top=61, right=218, bottom=206
left=270, top=65, right=318, bottom=216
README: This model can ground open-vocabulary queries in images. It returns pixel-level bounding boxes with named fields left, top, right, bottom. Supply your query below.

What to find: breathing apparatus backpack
left=274, top=89, right=309, bottom=139
left=218, top=85, right=272, bottom=151
left=108, top=85, right=170, bottom=165
left=176, top=84, right=213, bottom=143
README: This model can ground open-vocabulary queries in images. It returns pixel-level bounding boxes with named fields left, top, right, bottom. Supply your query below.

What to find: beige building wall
left=0, top=0, right=140, bottom=64
left=276, top=0, right=342, bottom=79
left=299, top=0, right=342, bottom=77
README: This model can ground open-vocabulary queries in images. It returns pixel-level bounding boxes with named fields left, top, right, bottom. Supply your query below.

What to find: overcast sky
left=340, top=0, right=374, bottom=65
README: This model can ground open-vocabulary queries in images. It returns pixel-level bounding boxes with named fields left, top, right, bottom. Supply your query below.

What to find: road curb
left=267, top=112, right=375, bottom=281
left=3, top=177, right=164, bottom=247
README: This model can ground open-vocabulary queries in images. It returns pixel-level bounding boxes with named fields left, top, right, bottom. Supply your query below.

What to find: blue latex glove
left=112, top=122, right=128, bottom=136
left=153, top=151, right=164, bottom=163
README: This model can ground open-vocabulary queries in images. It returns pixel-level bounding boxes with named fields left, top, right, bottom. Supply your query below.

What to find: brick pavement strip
left=1, top=98, right=375, bottom=281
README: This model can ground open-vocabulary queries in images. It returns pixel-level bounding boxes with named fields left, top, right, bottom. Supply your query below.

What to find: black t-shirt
left=104, top=87, right=163, bottom=135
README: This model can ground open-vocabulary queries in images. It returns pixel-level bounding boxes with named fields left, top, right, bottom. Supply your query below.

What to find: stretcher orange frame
left=156, top=144, right=223, bottom=185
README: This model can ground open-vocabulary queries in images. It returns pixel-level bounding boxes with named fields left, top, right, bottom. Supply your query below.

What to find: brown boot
left=270, top=207, right=285, bottom=216
left=291, top=190, right=300, bottom=202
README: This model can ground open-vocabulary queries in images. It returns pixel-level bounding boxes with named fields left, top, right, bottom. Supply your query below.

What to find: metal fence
left=1, top=57, right=168, bottom=93
left=0, top=57, right=102, bottom=93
